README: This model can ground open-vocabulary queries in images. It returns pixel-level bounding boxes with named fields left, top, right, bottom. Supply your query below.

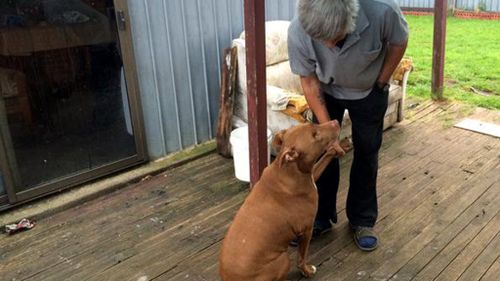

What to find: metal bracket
left=117, top=10, right=126, bottom=31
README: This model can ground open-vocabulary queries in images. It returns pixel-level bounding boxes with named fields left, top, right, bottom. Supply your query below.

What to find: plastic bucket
left=230, top=126, right=273, bottom=182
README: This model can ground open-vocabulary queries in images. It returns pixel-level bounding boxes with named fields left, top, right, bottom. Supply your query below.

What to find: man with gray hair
left=288, top=0, right=408, bottom=251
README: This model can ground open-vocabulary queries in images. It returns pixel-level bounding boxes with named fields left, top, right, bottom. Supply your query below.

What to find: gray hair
left=298, top=0, right=359, bottom=41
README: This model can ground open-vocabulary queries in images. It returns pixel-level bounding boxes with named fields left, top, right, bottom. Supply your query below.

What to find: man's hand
left=377, top=41, right=408, bottom=85
left=300, top=75, right=331, bottom=124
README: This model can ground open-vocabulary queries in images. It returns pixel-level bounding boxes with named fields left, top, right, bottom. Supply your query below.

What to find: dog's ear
left=278, top=147, right=300, bottom=168
left=272, top=130, right=286, bottom=153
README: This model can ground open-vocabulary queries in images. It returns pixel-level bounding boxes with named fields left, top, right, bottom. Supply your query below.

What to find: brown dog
left=219, top=120, right=347, bottom=281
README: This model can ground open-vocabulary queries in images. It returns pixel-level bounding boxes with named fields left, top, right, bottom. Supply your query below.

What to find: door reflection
left=0, top=0, right=137, bottom=190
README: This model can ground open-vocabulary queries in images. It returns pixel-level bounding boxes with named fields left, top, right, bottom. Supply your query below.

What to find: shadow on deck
left=1, top=101, right=499, bottom=281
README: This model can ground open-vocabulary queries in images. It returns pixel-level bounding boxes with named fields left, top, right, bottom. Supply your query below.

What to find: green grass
left=404, top=15, right=500, bottom=109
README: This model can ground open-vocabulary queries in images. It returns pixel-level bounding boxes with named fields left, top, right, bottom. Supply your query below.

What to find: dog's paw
left=326, top=141, right=345, bottom=157
left=299, top=264, right=317, bottom=278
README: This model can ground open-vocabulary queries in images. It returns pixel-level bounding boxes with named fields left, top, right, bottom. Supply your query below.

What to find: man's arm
left=377, top=41, right=408, bottom=86
left=300, top=75, right=331, bottom=124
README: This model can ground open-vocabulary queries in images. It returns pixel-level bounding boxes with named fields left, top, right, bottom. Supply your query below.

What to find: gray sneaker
left=351, top=224, right=378, bottom=251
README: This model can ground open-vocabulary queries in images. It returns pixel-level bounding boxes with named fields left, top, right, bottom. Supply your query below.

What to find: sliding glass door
left=0, top=0, right=145, bottom=208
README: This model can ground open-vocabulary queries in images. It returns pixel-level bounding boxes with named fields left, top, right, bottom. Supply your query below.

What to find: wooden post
left=216, top=47, right=238, bottom=157
left=244, top=0, right=267, bottom=186
left=432, top=0, right=447, bottom=100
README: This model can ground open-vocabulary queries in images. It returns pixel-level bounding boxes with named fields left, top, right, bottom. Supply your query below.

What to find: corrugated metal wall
left=127, top=0, right=497, bottom=159
left=398, top=0, right=435, bottom=8
left=127, top=0, right=298, bottom=159
left=455, top=0, right=499, bottom=11
left=397, top=0, right=500, bottom=11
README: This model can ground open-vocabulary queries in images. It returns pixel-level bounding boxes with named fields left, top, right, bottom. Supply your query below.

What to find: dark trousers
left=315, top=87, right=389, bottom=227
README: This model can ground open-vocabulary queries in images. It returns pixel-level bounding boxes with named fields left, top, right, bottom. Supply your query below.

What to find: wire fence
left=396, top=0, right=500, bottom=12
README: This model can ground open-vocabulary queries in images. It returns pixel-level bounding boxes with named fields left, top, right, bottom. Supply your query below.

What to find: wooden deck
left=1, top=101, right=499, bottom=281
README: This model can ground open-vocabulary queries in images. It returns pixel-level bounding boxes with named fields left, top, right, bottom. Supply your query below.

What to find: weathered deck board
left=437, top=213, right=499, bottom=281
left=0, top=101, right=498, bottom=281
left=0, top=156, right=247, bottom=281
left=436, top=210, right=500, bottom=280
left=316, top=161, right=499, bottom=280
left=479, top=255, right=500, bottom=281
left=386, top=185, right=498, bottom=281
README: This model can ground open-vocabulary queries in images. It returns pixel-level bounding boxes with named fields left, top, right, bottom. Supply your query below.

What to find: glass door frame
left=0, top=0, right=147, bottom=210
